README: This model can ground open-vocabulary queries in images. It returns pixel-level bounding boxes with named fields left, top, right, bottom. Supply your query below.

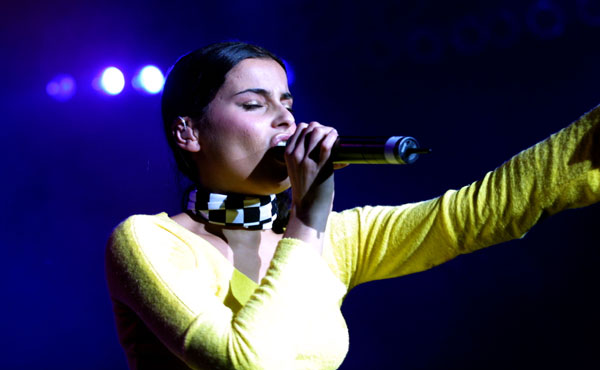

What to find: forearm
left=447, top=102, right=600, bottom=250
left=328, top=103, right=600, bottom=287
left=283, top=122, right=338, bottom=256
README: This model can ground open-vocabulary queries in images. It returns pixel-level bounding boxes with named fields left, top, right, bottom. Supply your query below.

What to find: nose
left=272, top=104, right=295, bottom=131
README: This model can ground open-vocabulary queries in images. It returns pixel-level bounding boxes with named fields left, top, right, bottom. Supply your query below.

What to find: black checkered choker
left=186, top=188, right=278, bottom=230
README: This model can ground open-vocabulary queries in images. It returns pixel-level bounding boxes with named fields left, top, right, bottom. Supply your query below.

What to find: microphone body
left=275, top=136, right=430, bottom=164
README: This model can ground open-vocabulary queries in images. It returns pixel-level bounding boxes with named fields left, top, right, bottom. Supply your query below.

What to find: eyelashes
left=242, top=103, right=263, bottom=111
left=242, top=103, right=294, bottom=114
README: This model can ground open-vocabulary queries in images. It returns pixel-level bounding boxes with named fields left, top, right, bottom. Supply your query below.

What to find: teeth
left=276, top=141, right=287, bottom=147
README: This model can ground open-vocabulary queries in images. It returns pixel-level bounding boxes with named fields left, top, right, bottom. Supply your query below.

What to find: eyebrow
left=233, top=88, right=293, bottom=100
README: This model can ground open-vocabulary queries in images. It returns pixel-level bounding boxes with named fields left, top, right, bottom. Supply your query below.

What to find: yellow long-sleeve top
left=106, top=105, right=600, bottom=370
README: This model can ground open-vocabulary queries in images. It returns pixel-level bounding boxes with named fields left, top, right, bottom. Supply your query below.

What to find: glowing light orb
left=132, top=65, right=165, bottom=94
left=46, top=74, right=76, bottom=101
left=99, top=67, right=125, bottom=95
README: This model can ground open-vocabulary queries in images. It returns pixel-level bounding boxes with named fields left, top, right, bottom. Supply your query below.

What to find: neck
left=177, top=209, right=282, bottom=283
left=186, top=210, right=268, bottom=248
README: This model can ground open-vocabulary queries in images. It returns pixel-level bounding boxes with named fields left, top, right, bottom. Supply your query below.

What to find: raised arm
left=327, top=104, right=600, bottom=289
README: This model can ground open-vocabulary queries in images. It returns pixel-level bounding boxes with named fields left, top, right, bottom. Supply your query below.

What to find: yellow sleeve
left=106, top=220, right=346, bottom=370
left=327, top=103, right=600, bottom=289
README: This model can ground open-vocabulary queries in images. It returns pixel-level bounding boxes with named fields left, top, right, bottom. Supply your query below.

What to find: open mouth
left=266, top=145, right=286, bottom=164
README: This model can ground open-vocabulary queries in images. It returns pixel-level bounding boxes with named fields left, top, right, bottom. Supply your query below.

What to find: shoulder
left=105, top=213, right=221, bottom=303
left=106, top=213, right=203, bottom=277
left=105, top=214, right=222, bottom=318
left=108, top=213, right=172, bottom=256
left=110, top=213, right=168, bottom=239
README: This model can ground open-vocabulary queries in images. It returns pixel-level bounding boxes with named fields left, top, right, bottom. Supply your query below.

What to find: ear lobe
left=173, top=116, right=201, bottom=152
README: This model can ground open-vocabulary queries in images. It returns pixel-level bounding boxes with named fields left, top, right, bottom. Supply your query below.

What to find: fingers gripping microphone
left=275, top=136, right=431, bottom=164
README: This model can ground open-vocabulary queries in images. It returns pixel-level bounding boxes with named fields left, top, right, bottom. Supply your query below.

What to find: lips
left=271, top=133, right=291, bottom=148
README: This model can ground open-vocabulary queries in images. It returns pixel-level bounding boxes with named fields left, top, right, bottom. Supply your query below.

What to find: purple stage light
left=46, top=74, right=76, bottom=102
left=132, top=65, right=164, bottom=94
left=282, top=59, right=295, bottom=86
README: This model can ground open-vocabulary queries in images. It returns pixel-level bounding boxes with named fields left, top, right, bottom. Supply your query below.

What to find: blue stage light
left=132, top=65, right=165, bottom=94
left=577, top=0, right=600, bottom=26
left=98, top=67, right=125, bottom=95
left=452, top=16, right=489, bottom=56
left=46, top=74, right=76, bottom=102
left=527, top=0, right=565, bottom=40
left=406, top=28, right=444, bottom=64
left=282, top=59, right=295, bottom=86
left=488, top=10, right=521, bottom=49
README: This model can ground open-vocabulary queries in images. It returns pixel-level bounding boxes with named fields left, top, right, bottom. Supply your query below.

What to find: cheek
left=240, top=126, right=265, bottom=150
left=203, top=106, right=267, bottom=155
left=215, top=124, right=265, bottom=163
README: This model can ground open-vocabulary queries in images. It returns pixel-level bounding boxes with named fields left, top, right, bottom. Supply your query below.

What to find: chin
left=248, top=156, right=290, bottom=194
left=271, top=169, right=291, bottom=193
left=274, top=178, right=291, bottom=194
left=255, top=177, right=290, bottom=196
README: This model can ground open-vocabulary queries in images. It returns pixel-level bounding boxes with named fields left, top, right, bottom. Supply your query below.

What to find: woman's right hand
left=282, top=122, right=339, bottom=251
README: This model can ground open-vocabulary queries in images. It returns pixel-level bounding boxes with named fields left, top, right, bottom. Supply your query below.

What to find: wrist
left=282, top=207, right=329, bottom=251
left=288, top=203, right=330, bottom=233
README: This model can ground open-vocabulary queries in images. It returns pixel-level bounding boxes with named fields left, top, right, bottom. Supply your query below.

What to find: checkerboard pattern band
left=187, top=189, right=278, bottom=230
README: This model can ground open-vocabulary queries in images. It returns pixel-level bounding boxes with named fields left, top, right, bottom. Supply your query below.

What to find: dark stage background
left=1, top=0, right=599, bottom=369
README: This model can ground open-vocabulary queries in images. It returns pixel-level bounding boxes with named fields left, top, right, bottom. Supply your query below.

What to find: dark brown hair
left=161, top=41, right=290, bottom=232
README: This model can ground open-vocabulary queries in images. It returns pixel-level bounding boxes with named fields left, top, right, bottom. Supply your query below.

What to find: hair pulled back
left=161, top=41, right=290, bottom=232
left=161, top=41, right=285, bottom=183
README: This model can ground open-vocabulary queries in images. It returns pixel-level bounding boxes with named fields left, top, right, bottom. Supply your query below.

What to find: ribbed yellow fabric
left=106, top=104, right=599, bottom=369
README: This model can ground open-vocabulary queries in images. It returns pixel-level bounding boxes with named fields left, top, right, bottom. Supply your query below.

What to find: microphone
left=274, top=136, right=431, bottom=164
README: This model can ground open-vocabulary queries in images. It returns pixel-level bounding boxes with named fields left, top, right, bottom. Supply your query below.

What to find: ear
left=172, top=116, right=201, bottom=153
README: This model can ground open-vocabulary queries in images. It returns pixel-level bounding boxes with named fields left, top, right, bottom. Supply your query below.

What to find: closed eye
left=242, top=103, right=263, bottom=111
